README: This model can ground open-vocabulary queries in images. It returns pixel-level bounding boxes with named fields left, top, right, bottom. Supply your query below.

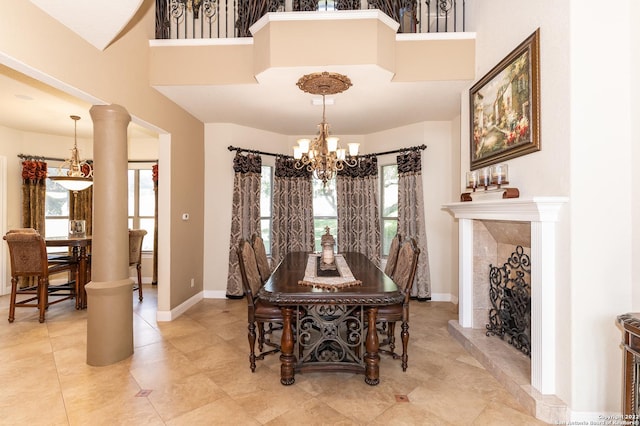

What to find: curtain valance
left=337, top=156, right=378, bottom=178
left=233, top=152, right=262, bottom=174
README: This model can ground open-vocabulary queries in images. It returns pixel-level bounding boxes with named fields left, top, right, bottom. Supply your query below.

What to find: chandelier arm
left=343, top=157, right=359, bottom=167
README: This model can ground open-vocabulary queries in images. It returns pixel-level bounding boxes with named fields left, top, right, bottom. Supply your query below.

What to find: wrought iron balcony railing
left=155, top=0, right=465, bottom=39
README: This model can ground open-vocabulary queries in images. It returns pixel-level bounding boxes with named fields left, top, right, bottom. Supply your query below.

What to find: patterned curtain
left=397, top=150, right=431, bottom=299
left=271, top=157, right=314, bottom=266
left=21, top=160, right=48, bottom=233
left=336, top=157, right=381, bottom=267
left=152, top=164, right=158, bottom=285
left=236, top=0, right=269, bottom=37
left=226, top=152, right=262, bottom=297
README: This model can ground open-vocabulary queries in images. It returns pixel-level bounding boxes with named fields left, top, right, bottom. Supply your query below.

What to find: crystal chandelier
left=48, top=115, right=93, bottom=192
left=293, top=72, right=360, bottom=187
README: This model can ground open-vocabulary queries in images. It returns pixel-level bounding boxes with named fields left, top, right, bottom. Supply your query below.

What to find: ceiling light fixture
left=48, top=115, right=93, bottom=192
left=293, top=71, right=360, bottom=187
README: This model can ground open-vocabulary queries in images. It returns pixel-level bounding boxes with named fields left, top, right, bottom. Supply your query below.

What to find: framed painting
left=470, top=28, right=540, bottom=170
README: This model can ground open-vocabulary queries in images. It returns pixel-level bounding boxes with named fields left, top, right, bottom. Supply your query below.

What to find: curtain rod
left=228, top=144, right=427, bottom=158
left=227, top=146, right=287, bottom=158
left=362, top=144, right=427, bottom=158
left=17, top=154, right=158, bottom=163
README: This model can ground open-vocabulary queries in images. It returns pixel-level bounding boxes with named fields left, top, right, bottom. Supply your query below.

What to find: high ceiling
left=154, top=65, right=470, bottom=136
left=1, top=2, right=472, bottom=140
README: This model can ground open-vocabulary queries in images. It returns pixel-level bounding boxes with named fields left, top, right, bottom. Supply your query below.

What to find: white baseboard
left=156, top=291, right=203, bottom=322
left=203, top=290, right=228, bottom=299
left=429, top=293, right=458, bottom=304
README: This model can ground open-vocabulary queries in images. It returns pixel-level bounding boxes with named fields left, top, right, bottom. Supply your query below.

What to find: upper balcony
left=149, top=0, right=474, bottom=136
left=155, top=0, right=465, bottom=39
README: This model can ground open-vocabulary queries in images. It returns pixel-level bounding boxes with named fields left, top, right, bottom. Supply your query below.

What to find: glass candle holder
left=479, top=167, right=491, bottom=187
left=490, top=164, right=509, bottom=186
left=466, top=171, right=478, bottom=189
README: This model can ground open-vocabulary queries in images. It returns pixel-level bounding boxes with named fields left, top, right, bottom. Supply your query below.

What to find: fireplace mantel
left=443, top=197, right=568, bottom=222
left=443, top=196, right=568, bottom=397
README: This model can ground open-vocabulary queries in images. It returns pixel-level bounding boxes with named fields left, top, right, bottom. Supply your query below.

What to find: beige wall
left=0, top=0, right=204, bottom=312
left=0, top=124, right=159, bottom=293
left=467, top=0, right=635, bottom=416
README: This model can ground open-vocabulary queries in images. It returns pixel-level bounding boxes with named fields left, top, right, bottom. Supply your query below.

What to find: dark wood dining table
left=46, top=235, right=91, bottom=309
left=258, top=251, right=403, bottom=386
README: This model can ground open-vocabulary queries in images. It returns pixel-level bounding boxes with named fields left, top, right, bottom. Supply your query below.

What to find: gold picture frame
left=470, top=28, right=541, bottom=170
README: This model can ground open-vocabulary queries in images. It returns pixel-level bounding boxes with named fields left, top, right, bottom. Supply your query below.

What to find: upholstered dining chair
left=377, top=237, right=420, bottom=371
left=251, top=234, right=271, bottom=283
left=236, top=238, right=283, bottom=372
left=4, top=229, right=76, bottom=323
left=384, top=233, right=402, bottom=279
left=129, top=229, right=147, bottom=302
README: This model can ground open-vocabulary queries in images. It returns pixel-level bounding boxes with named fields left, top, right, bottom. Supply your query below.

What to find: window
left=312, top=177, right=338, bottom=252
left=260, top=165, right=272, bottom=255
left=128, top=167, right=155, bottom=252
left=45, top=167, right=71, bottom=239
left=381, top=164, right=398, bottom=257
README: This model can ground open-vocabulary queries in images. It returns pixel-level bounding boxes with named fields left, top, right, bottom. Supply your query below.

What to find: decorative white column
left=443, top=197, right=567, bottom=395
left=85, top=104, right=133, bottom=366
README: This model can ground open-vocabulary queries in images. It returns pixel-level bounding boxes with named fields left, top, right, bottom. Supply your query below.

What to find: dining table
left=258, top=251, right=403, bottom=386
left=46, top=235, right=91, bottom=309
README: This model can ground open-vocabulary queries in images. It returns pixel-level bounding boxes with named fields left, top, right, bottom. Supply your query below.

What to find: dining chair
left=384, top=233, right=402, bottom=279
left=236, top=238, right=283, bottom=372
left=4, top=229, right=76, bottom=323
left=251, top=234, right=271, bottom=283
left=129, top=229, right=147, bottom=302
left=377, top=237, right=420, bottom=371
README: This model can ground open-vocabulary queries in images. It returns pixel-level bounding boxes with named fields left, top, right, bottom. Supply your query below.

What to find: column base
left=85, top=278, right=134, bottom=366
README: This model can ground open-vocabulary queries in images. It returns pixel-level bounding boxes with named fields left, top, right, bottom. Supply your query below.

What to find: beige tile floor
left=0, top=286, right=547, bottom=425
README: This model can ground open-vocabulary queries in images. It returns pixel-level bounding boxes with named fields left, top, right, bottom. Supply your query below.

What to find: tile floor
left=0, top=286, right=547, bottom=425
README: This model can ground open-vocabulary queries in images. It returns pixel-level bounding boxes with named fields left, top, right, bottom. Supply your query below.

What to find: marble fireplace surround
left=443, top=197, right=568, bottom=421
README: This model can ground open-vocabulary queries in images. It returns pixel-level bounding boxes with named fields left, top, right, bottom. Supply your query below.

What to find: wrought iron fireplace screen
left=486, top=245, right=531, bottom=357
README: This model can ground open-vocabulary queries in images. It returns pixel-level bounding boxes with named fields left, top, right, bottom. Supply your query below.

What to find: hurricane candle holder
left=460, top=164, right=518, bottom=201
left=491, top=164, right=509, bottom=187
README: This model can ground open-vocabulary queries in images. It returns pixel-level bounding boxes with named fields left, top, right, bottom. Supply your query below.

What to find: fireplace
left=443, top=197, right=568, bottom=422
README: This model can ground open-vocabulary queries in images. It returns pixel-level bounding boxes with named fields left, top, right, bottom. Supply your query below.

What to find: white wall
left=365, top=121, right=457, bottom=300
left=203, top=123, right=288, bottom=296
left=631, top=0, right=640, bottom=311
left=466, top=0, right=635, bottom=417
left=204, top=121, right=458, bottom=301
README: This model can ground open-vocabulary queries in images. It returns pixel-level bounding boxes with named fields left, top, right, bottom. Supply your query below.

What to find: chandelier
left=48, top=115, right=93, bottom=192
left=293, top=72, right=360, bottom=187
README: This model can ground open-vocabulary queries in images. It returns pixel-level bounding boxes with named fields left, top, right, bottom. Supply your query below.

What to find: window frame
left=260, top=165, right=273, bottom=256
left=380, top=163, right=399, bottom=258
left=128, top=164, right=156, bottom=253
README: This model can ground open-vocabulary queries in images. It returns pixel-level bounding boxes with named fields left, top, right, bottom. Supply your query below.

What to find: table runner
left=298, top=254, right=362, bottom=290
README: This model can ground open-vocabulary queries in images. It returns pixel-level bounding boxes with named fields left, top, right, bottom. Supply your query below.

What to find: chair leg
left=400, top=320, right=409, bottom=371
left=388, top=321, right=396, bottom=355
left=137, top=264, right=143, bottom=302
left=38, top=278, right=47, bottom=323
left=8, top=277, right=17, bottom=323
left=257, top=322, right=265, bottom=352
left=248, top=321, right=257, bottom=372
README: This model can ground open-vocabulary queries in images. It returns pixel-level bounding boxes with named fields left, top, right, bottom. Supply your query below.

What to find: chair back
left=129, top=229, right=147, bottom=266
left=4, top=230, right=48, bottom=277
left=251, top=234, right=271, bottom=283
left=236, top=239, right=263, bottom=305
left=384, top=233, right=402, bottom=279
left=393, top=238, right=420, bottom=301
